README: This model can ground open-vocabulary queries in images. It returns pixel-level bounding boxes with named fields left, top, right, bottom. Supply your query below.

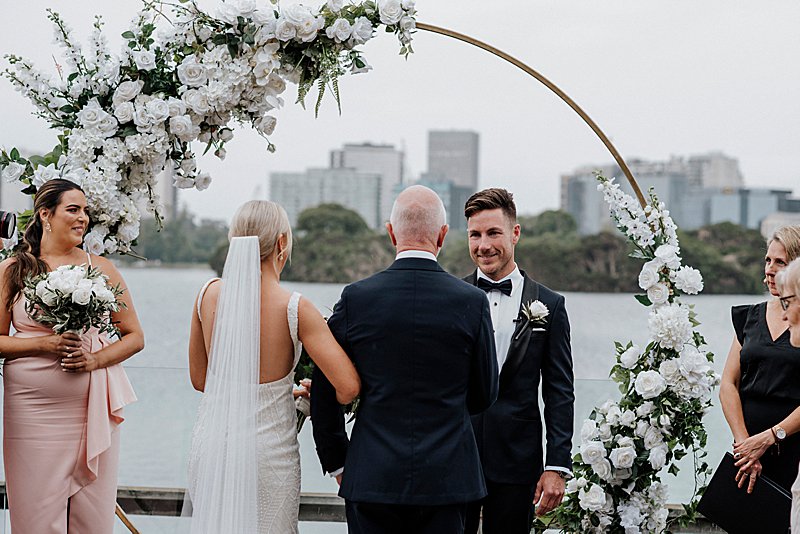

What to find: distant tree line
left=141, top=203, right=768, bottom=294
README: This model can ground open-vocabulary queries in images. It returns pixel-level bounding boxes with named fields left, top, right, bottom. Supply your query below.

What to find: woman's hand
left=61, top=349, right=100, bottom=373
left=293, top=379, right=312, bottom=400
left=734, top=457, right=763, bottom=494
left=41, top=332, right=83, bottom=358
left=733, top=429, right=775, bottom=467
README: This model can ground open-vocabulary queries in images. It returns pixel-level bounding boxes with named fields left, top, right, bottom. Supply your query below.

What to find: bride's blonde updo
left=229, top=200, right=293, bottom=262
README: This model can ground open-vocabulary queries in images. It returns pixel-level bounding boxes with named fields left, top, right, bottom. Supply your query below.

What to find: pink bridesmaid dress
left=3, top=262, right=137, bottom=533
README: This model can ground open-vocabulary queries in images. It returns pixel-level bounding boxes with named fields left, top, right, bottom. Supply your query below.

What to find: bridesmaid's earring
left=278, top=251, right=284, bottom=261
left=45, top=222, right=52, bottom=233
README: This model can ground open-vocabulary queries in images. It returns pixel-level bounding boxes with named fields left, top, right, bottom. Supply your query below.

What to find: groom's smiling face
left=467, top=208, right=520, bottom=281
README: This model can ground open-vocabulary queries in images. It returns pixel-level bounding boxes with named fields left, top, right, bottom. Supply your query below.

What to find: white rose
left=180, top=158, right=197, bottom=174
left=275, top=18, right=297, bottom=41
left=672, top=266, right=704, bottom=295
left=578, top=484, right=607, bottom=512
left=216, top=2, right=241, bottom=24
left=232, top=0, right=257, bottom=16
left=132, top=49, right=156, bottom=71
left=183, top=89, right=211, bottom=115
left=194, top=172, right=212, bottom=191
left=609, top=445, right=636, bottom=469
left=219, top=128, right=234, bottom=142
left=36, top=280, right=56, bottom=306
left=76, top=98, right=107, bottom=129
left=606, top=405, right=621, bottom=425
left=658, top=358, right=681, bottom=386
left=647, top=282, right=670, bottom=305
left=377, top=0, right=403, bottom=25
left=296, top=15, right=324, bottom=42
left=167, top=97, right=187, bottom=117
left=620, top=409, right=636, bottom=428
left=173, top=175, right=195, bottom=189
left=634, top=420, right=649, bottom=438
left=282, top=4, right=314, bottom=26
left=114, top=101, right=135, bottom=124
left=350, top=16, right=373, bottom=44
left=592, top=459, right=612, bottom=481
left=598, top=423, right=613, bottom=442
left=32, top=163, right=59, bottom=188
left=169, top=115, right=196, bottom=142
left=214, top=147, right=227, bottom=161
left=679, top=345, right=711, bottom=381
left=96, top=115, right=118, bottom=138
left=581, top=420, right=599, bottom=442
left=71, top=285, right=93, bottom=306
left=255, top=115, right=277, bottom=136
left=638, top=264, right=659, bottom=290
left=327, top=0, right=345, bottom=11
left=399, top=15, right=416, bottom=31
left=145, top=98, right=170, bottom=123
left=401, top=0, right=415, bottom=9
left=326, top=18, right=352, bottom=42
left=580, top=441, right=607, bottom=465
left=648, top=444, right=668, bottom=470
left=177, top=57, right=208, bottom=87
left=636, top=401, right=654, bottom=417
left=654, top=243, right=681, bottom=269
left=351, top=56, right=372, bottom=75
left=113, top=80, right=144, bottom=105
left=2, top=161, right=25, bottom=182
left=643, top=425, right=663, bottom=449
left=659, top=414, right=672, bottom=429
left=619, top=344, right=641, bottom=369
left=634, top=370, right=667, bottom=399
left=616, top=436, right=634, bottom=448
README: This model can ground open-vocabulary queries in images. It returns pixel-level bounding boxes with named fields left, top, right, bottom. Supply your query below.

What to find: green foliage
left=125, top=209, right=229, bottom=265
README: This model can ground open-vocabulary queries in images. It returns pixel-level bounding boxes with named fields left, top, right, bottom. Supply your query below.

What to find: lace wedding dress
left=187, top=237, right=302, bottom=533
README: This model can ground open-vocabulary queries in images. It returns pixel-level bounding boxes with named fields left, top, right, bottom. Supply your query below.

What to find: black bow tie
left=477, top=277, right=513, bottom=296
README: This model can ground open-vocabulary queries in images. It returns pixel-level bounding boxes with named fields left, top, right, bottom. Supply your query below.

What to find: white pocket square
left=530, top=327, right=546, bottom=332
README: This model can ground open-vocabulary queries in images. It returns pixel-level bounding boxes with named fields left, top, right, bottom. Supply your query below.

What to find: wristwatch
left=773, top=425, right=787, bottom=442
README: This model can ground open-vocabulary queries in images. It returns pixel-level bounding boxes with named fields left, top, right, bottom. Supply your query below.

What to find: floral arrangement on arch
left=544, top=174, right=719, bottom=533
left=0, top=0, right=416, bottom=255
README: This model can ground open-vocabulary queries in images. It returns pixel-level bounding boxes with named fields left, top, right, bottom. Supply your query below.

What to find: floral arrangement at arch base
left=537, top=174, right=720, bottom=534
left=0, top=0, right=416, bottom=256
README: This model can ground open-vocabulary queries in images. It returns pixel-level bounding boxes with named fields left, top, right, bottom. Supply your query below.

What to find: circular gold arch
left=416, top=22, right=647, bottom=209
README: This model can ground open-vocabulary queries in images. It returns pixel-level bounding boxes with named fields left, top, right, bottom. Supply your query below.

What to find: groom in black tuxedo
left=462, top=188, right=574, bottom=534
left=311, top=185, right=498, bottom=534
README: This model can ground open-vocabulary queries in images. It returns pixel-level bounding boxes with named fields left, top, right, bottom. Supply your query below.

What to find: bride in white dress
left=186, top=200, right=360, bottom=533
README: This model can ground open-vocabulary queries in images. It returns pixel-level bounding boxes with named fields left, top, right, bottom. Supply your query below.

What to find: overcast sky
left=1, top=1, right=798, bottom=221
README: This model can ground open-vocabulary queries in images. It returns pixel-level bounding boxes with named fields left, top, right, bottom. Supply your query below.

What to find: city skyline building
left=270, top=168, right=382, bottom=229
left=330, top=142, right=403, bottom=226
left=427, top=130, right=480, bottom=191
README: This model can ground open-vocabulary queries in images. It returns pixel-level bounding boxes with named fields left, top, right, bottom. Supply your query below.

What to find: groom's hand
left=335, top=474, right=343, bottom=486
left=534, top=471, right=565, bottom=516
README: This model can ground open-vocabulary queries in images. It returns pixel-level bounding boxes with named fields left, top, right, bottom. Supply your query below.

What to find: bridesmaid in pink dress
left=0, top=179, right=143, bottom=533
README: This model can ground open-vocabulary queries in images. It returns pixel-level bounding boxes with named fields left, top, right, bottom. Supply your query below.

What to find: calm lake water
left=0, top=266, right=765, bottom=533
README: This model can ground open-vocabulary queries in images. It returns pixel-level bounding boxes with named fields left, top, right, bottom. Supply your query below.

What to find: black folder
left=697, top=452, right=791, bottom=533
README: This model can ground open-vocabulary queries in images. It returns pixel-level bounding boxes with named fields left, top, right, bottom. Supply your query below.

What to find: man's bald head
left=388, top=185, right=448, bottom=253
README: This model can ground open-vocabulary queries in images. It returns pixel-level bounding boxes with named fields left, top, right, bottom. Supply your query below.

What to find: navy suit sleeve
left=541, top=295, right=575, bottom=469
left=468, top=295, right=499, bottom=414
left=310, top=289, right=350, bottom=474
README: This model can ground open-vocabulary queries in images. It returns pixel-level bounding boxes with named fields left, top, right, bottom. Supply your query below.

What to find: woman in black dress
left=720, top=225, right=800, bottom=494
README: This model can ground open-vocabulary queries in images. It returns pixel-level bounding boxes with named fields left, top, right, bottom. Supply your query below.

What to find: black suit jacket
left=312, top=258, right=499, bottom=505
left=465, top=270, right=574, bottom=485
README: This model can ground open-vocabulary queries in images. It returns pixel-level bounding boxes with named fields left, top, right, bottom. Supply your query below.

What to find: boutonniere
left=515, top=300, right=549, bottom=340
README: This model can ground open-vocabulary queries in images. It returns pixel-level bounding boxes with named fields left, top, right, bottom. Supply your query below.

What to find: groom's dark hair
left=464, top=188, right=517, bottom=223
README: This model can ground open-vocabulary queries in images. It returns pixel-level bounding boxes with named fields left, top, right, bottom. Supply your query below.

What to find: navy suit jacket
left=465, top=270, right=574, bottom=485
left=312, top=257, right=498, bottom=505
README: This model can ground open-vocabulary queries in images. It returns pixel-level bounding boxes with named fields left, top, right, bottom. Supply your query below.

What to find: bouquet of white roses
left=23, top=264, right=126, bottom=336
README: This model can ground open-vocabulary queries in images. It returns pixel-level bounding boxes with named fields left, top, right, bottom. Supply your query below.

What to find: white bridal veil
left=187, top=236, right=261, bottom=533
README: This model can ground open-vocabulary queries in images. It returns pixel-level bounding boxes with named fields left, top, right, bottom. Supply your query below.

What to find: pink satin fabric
left=3, top=296, right=136, bottom=532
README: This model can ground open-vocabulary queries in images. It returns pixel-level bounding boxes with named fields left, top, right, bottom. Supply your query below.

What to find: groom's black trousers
left=345, top=501, right=467, bottom=534
left=464, top=479, right=538, bottom=534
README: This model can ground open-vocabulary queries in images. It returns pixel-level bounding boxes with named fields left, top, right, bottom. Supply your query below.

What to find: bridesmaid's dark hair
left=4, top=179, right=85, bottom=311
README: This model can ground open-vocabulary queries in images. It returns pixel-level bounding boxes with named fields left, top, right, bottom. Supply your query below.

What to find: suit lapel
left=499, top=273, right=539, bottom=391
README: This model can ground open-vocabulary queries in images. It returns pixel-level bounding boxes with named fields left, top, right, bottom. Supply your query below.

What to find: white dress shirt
left=477, top=264, right=571, bottom=478
left=476, top=266, right=524, bottom=371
